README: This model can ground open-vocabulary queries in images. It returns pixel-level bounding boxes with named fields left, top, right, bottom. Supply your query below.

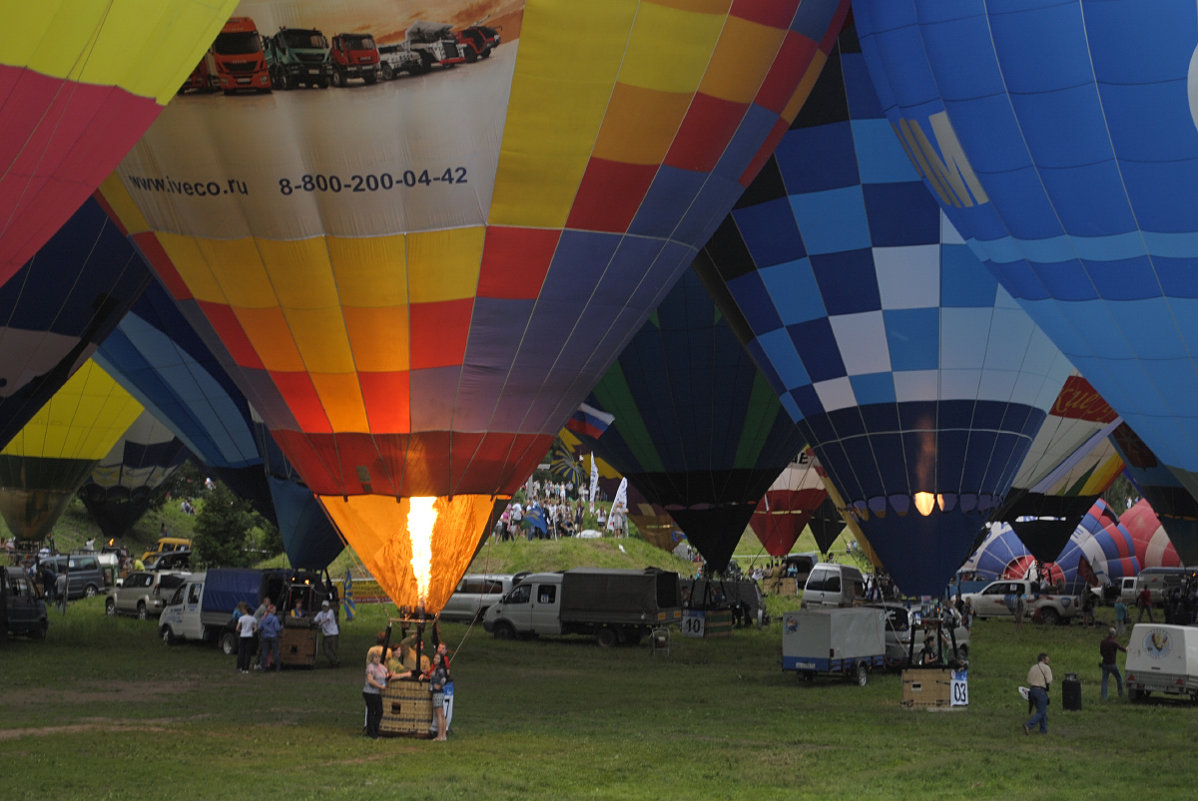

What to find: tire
left=493, top=621, right=515, bottom=640
left=1128, top=687, right=1141, bottom=702
left=34, top=620, right=47, bottom=640
left=219, top=631, right=237, bottom=656
left=1039, top=607, right=1060, bottom=626
left=105, top=598, right=115, bottom=616
left=136, top=602, right=147, bottom=621
left=364, top=72, right=377, bottom=85
left=380, top=63, right=394, bottom=81
left=801, top=671, right=816, bottom=683
left=856, top=663, right=869, bottom=687
left=84, top=584, right=99, bottom=599
left=332, top=69, right=344, bottom=87
left=596, top=627, right=618, bottom=648
left=161, top=627, right=177, bottom=646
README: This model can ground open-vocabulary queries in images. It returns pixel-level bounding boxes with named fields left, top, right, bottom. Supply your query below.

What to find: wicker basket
left=379, top=679, right=433, bottom=738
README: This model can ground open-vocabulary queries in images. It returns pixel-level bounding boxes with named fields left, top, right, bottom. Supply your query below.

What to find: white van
left=801, top=563, right=866, bottom=609
left=1126, top=623, right=1198, bottom=701
left=439, top=574, right=515, bottom=622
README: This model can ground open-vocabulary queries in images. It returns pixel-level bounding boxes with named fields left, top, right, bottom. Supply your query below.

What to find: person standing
left=258, top=604, right=282, bottom=672
left=363, top=646, right=387, bottom=739
left=314, top=600, right=340, bottom=667
left=1136, top=586, right=1154, bottom=622
left=54, top=570, right=68, bottom=614
left=235, top=602, right=257, bottom=674
left=424, top=642, right=450, bottom=741
left=1014, top=591, right=1026, bottom=632
left=1114, top=596, right=1129, bottom=636
left=1023, top=652, right=1053, bottom=735
left=1099, top=627, right=1127, bottom=700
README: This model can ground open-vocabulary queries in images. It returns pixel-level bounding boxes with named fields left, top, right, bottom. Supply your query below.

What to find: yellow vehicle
left=141, top=537, right=192, bottom=564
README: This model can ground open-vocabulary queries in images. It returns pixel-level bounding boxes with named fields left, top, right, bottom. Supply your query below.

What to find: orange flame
left=407, top=496, right=437, bottom=605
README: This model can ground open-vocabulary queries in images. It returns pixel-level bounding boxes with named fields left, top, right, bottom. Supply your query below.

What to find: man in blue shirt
left=258, top=604, right=282, bottom=671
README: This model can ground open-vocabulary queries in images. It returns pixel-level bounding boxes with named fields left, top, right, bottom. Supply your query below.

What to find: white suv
left=106, top=571, right=190, bottom=619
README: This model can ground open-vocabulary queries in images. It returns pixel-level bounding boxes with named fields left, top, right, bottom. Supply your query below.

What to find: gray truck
left=483, top=568, right=682, bottom=646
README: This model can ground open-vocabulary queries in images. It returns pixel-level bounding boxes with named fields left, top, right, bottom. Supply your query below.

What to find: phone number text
left=278, top=168, right=467, bottom=196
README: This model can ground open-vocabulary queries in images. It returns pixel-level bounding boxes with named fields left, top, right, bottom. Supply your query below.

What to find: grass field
left=2, top=586, right=1192, bottom=801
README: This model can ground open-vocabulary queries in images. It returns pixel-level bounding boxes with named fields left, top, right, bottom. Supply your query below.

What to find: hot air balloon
left=100, top=0, right=850, bottom=614
left=0, top=360, right=143, bottom=543
left=693, top=20, right=1073, bottom=596
left=1120, top=499, right=1184, bottom=569
left=854, top=0, right=1198, bottom=537
left=93, top=279, right=345, bottom=569
left=580, top=267, right=806, bottom=572
left=77, top=410, right=187, bottom=542
left=993, top=374, right=1124, bottom=564
left=0, top=1, right=239, bottom=286
left=0, top=198, right=151, bottom=450
left=1109, top=422, right=1198, bottom=565
left=750, top=447, right=829, bottom=557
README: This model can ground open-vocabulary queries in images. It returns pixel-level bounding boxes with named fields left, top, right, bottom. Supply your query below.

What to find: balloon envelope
left=0, top=1, right=239, bottom=285
left=102, top=0, right=850, bottom=610
left=0, top=198, right=151, bottom=451
left=855, top=0, right=1198, bottom=518
left=695, top=22, right=1072, bottom=595
left=0, top=360, right=143, bottom=541
left=582, top=267, right=806, bottom=572
left=78, top=410, right=187, bottom=541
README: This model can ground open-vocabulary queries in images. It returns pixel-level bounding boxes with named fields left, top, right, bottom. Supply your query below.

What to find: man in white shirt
left=313, top=600, right=340, bottom=668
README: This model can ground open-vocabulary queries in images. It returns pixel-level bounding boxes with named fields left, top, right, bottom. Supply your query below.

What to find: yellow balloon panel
left=2, top=360, right=143, bottom=461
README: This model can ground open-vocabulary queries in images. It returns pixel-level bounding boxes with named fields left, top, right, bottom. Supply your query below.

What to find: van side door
left=530, top=581, right=562, bottom=634
left=180, top=580, right=205, bottom=639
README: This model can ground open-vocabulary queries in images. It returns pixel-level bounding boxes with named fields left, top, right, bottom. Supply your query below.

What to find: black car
left=2, top=567, right=49, bottom=639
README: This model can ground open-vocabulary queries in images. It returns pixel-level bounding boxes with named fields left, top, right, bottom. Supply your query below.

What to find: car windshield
left=214, top=31, right=261, bottom=55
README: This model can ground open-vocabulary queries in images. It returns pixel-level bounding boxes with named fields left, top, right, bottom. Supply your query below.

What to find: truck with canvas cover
left=265, top=26, right=332, bottom=90
left=159, top=569, right=275, bottom=650
left=330, top=33, right=379, bottom=86
left=1126, top=623, right=1198, bottom=702
left=483, top=568, right=682, bottom=646
left=781, top=607, right=887, bottom=686
left=211, top=17, right=271, bottom=94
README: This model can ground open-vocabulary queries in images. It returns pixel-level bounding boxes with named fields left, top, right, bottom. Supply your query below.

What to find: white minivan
left=801, top=563, right=867, bottom=609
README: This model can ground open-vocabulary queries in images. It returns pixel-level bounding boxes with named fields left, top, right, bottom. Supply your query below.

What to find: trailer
left=781, top=607, right=887, bottom=685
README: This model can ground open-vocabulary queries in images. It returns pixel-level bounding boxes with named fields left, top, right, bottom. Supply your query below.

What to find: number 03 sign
left=950, top=670, right=969, bottom=707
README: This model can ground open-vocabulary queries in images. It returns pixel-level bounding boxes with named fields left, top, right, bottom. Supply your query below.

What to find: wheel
left=136, top=601, right=147, bottom=621
left=33, top=620, right=47, bottom=640
left=801, top=671, right=816, bottom=683
left=596, top=627, right=618, bottom=648
left=84, top=584, right=99, bottom=599
left=1128, top=687, right=1141, bottom=702
left=380, top=63, right=394, bottom=80
left=161, top=627, right=177, bottom=646
left=1039, top=608, right=1060, bottom=626
left=332, top=69, right=344, bottom=87
left=464, top=49, right=478, bottom=63
left=493, top=621, right=515, bottom=640
left=105, top=598, right=115, bottom=616
left=219, top=631, right=237, bottom=656
left=364, top=72, right=377, bottom=85
left=856, top=663, right=869, bottom=687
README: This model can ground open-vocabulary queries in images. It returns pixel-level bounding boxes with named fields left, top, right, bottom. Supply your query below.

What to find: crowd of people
left=492, top=478, right=629, bottom=541
left=362, top=625, right=452, bottom=740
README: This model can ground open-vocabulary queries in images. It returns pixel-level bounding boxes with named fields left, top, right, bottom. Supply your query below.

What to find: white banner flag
left=589, top=452, right=599, bottom=514
left=607, top=477, right=628, bottom=532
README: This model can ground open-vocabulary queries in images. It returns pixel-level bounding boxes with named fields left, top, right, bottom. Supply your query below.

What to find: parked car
left=866, top=602, right=970, bottom=666
left=801, top=563, right=867, bottom=609
left=106, top=571, right=190, bottom=619
left=2, top=566, right=48, bottom=639
left=440, top=574, right=516, bottom=622
left=39, top=554, right=107, bottom=600
left=145, top=549, right=191, bottom=571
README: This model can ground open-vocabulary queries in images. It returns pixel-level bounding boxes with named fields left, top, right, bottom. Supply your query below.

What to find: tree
left=192, top=481, right=256, bottom=567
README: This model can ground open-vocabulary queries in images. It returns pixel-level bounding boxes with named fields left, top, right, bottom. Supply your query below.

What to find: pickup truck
left=961, top=579, right=1080, bottom=625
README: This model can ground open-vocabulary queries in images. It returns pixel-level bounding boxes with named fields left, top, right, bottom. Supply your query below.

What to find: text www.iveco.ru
left=125, top=166, right=470, bottom=199
left=126, top=174, right=249, bottom=197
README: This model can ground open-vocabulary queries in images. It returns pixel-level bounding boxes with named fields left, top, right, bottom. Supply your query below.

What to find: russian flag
left=566, top=403, right=614, bottom=440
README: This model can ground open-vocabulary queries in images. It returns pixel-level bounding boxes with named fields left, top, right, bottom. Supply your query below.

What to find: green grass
left=2, top=588, right=1190, bottom=801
